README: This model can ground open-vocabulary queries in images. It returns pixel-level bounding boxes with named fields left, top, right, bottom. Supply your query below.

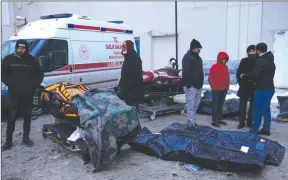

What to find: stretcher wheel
left=42, top=131, right=47, bottom=138
left=180, top=109, right=186, bottom=116
left=150, top=111, right=156, bottom=121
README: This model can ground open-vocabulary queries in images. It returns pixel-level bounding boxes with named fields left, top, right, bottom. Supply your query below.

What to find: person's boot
left=217, top=120, right=227, bottom=125
left=22, top=132, right=34, bottom=147
left=1, top=135, right=13, bottom=151
left=1, top=142, right=13, bottom=151
left=237, top=123, right=245, bottom=129
left=258, top=128, right=270, bottom=136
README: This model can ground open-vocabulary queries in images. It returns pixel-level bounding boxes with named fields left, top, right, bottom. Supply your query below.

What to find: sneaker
left=187, top=121, right=197, bottom=126
left=237, top=123, right=245, bottom=129
left=1, top=142, right=13, bottom=151
left=212, top=121, right=220, bottom=128
left=217, top=120, right=227, bottom=125
left=258, top=128, right=270, bottom=136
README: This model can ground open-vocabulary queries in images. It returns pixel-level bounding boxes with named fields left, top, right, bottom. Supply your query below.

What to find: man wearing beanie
left=241, top=43, right=276, bottom=136
left=182, top=39, right=204, bottom=126
left=236, top=45, right=257, bottom=129
left=208, top=52, right=230, bottom=127
left=1, top=39, right=44, bottom=151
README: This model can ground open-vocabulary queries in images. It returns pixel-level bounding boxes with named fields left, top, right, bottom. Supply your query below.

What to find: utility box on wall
left=273, top=30, right=288, bottom=88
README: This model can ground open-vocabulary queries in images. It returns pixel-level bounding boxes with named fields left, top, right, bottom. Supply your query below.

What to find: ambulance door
left=40, top=39, right=75, bottom=86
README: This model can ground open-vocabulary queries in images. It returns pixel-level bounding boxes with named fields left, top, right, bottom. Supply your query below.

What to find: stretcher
left=140, top=79, right=186, bottom=121
left=39, top=89, right=140, bottom=167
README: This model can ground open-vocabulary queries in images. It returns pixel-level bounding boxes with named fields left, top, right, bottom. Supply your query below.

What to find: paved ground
left=1, top=113, right=287, bottom=180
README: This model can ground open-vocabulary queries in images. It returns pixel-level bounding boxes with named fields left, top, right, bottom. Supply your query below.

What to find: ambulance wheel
left=150, top=111, right=156, bottom=121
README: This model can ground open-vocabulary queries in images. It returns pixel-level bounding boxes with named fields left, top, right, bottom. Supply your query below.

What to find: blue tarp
left=129, top=123, right=285, bottom=172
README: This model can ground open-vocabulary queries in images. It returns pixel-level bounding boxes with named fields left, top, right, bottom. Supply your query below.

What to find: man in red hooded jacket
left=208, top=52, right=230, bottom=127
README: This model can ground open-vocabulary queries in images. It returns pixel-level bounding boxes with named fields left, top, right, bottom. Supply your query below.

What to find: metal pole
left=175, top=1, right=179, bottom=70
left=24, top=18, right=27, bottom=25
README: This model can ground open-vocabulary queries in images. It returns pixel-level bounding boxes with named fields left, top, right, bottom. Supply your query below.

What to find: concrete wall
left=1, top=2, right=16, bottom=44
left=3, top=2, right=288, bottom=70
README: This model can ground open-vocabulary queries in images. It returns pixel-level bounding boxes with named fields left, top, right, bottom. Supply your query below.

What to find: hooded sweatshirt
left=1, top=39, right=44, bottom=97
left=208, top=52, right=230, bottom=91
left=242, top=51, right=275, bottom=90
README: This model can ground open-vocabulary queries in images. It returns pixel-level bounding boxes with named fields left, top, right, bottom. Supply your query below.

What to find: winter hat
left=246, top=45, right=256, bottom=53
left=190, top=39, right=202, bottom=50
left=15, top=39, right=29, bottom=53
left=217, top=52, right=229, bottom=63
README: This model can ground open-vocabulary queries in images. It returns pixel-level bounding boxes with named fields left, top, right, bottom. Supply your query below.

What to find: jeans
left=251, top=90, right=275, bottom=132
left=184, top=87, right=202, bottom=123
left=212, top=90, right=227, bottom=122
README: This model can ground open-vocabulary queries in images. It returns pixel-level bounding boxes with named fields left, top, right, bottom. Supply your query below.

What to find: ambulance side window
left=39, top=39, right=68, bottom=72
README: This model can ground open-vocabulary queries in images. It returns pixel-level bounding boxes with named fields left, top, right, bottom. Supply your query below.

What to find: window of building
left=39, top=39, right=69, bottom=72
left=17, top=2, right=22, bottom=10
left=134, top=37, right=140, bottom=56
left=2, top=2, right=9, bottom=25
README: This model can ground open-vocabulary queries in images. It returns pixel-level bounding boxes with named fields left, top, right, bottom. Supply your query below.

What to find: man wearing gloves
left=1, top=39, right=44, bottom=151
left=182, top=39, right=204, bottom=126
left=208, top=52, right=230, bottom=128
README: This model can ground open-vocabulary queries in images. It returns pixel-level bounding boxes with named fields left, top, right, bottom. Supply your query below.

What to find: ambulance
left=1, top=13, right=135, bottom=112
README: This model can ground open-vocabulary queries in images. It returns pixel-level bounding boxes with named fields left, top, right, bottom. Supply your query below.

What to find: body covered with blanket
left=71, top=89, right=140, bottom=171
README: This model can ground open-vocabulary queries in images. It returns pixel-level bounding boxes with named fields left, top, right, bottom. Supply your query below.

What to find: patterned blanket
left=71, top=89, right=140, bottom=171
left=143, top=69, right=181, bottom=85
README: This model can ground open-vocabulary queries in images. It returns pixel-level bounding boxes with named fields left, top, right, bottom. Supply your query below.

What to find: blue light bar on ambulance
left=108, top=21, right=124, bottom=24
left=40, top=13, right=73, bottom=20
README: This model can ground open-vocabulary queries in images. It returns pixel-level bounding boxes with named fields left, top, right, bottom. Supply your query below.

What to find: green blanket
left=71, top=89, right=140, bottom=171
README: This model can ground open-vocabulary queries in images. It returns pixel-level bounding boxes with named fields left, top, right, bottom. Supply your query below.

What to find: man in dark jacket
left=182, top=39, right=204, bottom=126
left=1, top=39, right=44, bottom=151
left=119, top=40, right=144, bottom=111
left=236, top=45, right=257, bottom=129
left=241, top=43, right=276, bottom=136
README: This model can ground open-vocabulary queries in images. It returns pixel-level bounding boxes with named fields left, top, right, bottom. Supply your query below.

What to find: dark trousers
left=6, top=93, right=33, bottom=143
left=239, top=92, right=254, bottom=125
left=212, top=90, right=227, bottom=121
left=251, top=90, right=275, bottom=132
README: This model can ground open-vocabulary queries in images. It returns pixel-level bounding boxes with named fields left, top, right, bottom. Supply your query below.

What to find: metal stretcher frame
left=141, top=82, right=186, bottom=120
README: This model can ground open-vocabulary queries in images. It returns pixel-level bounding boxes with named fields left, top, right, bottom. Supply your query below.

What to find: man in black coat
left=236, top=45, right=257, bottom=129
left=182, top=39, right=204, bottom=126
left=119, top=40, right=144, bottom=111
left=1, top=39, right=44, bottom=151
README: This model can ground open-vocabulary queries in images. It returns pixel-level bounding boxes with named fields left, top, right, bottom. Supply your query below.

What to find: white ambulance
left=1, top=13, right=135, bottom=91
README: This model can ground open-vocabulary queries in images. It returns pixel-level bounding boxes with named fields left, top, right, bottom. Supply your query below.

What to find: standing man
left=241, top=43, right=276, bottom=136
left=182, top=39, right=204, bottom=126
left=119, top=40, right=144, bottom=111
left=1, top=39, right=44, bottom=151
left=236, top=45, right=257, bottom=129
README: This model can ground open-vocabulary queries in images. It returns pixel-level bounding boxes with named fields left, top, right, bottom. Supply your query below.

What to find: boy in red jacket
left=208, top=52, right=230, bottom=127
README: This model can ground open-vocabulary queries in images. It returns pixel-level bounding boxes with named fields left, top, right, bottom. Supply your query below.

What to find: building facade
left=2, top=1, right=288, bottom=73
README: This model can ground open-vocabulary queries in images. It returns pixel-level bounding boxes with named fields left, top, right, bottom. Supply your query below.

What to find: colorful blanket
left=40, top=82, right=89, bottom=117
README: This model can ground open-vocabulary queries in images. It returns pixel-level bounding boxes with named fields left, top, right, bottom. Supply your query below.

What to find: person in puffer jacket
left=208, top=52, right=230, bottom=127
left=1, top=39, right=44, bottom=151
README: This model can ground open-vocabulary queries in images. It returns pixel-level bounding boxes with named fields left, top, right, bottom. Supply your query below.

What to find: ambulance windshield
left=1, top=39, right=47, bottom=61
